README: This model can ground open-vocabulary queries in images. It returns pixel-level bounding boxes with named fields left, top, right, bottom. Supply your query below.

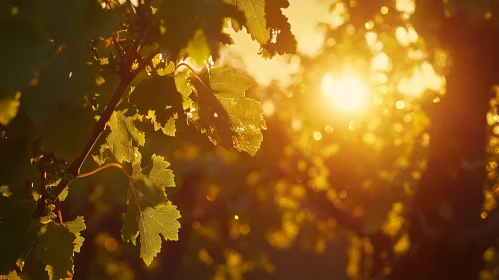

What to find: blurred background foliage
left=3, top=0, right=499, bottom=279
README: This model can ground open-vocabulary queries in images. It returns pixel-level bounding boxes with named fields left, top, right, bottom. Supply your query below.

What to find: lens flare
left=321, top=73, right=370, bottom=112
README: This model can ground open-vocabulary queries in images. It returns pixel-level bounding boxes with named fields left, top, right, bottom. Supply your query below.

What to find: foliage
left=3, top=0, right=499, bottom=279
left=0, top=0, right=292, bottom=278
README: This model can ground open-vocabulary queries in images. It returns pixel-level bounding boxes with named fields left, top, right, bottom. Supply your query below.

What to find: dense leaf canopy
left=2, top=0, right=499, bottom=280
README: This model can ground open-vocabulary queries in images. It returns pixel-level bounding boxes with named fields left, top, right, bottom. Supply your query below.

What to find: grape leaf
left=0, top=115, right=39, bottom=193
left=31, top=105, right=94, bottom=160
left=122, top=151, right=180, bottom=265
left=159, top=0, right=244, bottom=62
left=63, top=216, right=86, bottom=253
left=0, top=0, right=51, bottom=95
left=225, top=0, right=296, bottom=57
left=93, top=144, right=111, bottom=166
left=261, top=0, right=297, bottom=57
left=175, top=66, right=266, bottom=156
left=145, top=110, right=177, bottom=137
left=129, top=76, right=182, bottom=136
left=106, top=110, right=146, bottom=164
left=185, top=29, right=212, bottom=66
left=225, top=0, right=270, bottom=44
left=174, top=70, right=195, bottom=109
left=0, top=185, right=12, bottom=197
left=0, top=92, right=21, bottom=126
left=36, top=222, right=76, bottom=280
left=0, top=195, right=39, bottom=274
left=17, top=2, right=124, bottom=124
left=152, top=60, right=175, bottom=77
left=2, top=271, right=22, bottom=280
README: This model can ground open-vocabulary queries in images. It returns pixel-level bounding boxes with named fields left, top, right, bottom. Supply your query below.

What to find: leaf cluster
left=0, top=0, right=296, bottom=278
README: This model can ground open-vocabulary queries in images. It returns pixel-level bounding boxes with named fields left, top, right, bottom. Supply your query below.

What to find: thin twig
left=76, top=163, right=131, bottom=180
left=173, top=62, right=212, bottom=93
left=126, top=0, right=136, bottom=11
left=173, top=62, right=199, bottom=76
left=57, top=208, right=63, bottom=224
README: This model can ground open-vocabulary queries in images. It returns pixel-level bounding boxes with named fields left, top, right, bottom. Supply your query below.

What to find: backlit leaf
left=175, top=66, right=266, bottom=156
left=0, top=197, right=38, bottom=274
left=156, top=61, right=175, bottom=77
left=159, top=0, right=244, bottom=61
left=129, top=76, right=182, bottom=136
left=3, top=271, right=22, bottom=280
left=106, top=110, right=145, bottom=164
left=0, top=92, right=21, bottom=126
left=261, top=0, right=297, bottom=57
left=185, top=29, right=212, bottom=66
left=145, top=110, right=177, bottom=136
left=37, top=222, right=75, bottom=280
left=63, top=216, right=86, bottom=253
left=122, top=151, right=180, bottom=265
left=226, top=0, right=270, bottom=44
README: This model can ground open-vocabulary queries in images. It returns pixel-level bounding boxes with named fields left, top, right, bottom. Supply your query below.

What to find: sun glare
left=321, top=73, right=370, bottom=112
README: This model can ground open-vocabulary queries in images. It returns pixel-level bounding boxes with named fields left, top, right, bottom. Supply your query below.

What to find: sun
left=321, top=73, right=370, bottom=112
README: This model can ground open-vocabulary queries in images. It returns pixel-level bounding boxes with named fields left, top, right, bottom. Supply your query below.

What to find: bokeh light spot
left=313, top=132, right=323, bottom=140
left=104, top=237, right=118, bottom=252
left=239, top=224, right=251, bottom=235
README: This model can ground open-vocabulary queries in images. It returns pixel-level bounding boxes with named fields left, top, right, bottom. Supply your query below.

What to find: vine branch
left=131, top=46, right=159, bottom=77
left=173, top=62, right=212, bottom=93
left=33, top=45, right=160, bottom=218
left=113, top=36, right=124, bottom=62
left=76, top=163, right=131, bottom=180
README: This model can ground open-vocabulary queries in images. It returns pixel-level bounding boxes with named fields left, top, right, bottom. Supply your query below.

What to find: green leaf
left=0, top=185, right=13, bottom=197
left=174, top=70, right=194, bottom=109
left=93, top=144, right=111, bottom=166
left=132, top=153, right=176, bottom=189
left=122, top=151, right=180, bottom=265
left=2, top=271, right=22, bottom=280
left=57, top=187, right=69, bottom=202
left=31, top=105, right=94, bottom=161
left=14, top=2, right=123, bottom=124
left=63, top=216, right=86, bottom=253
left=226, top=0, right=270, bottom=44
left=175, top=66, right=266, bottom=156
left=261, top=0, right=296, bottom=57
left=106, top=110, right=146, bottom=164
left=37, top=222, right=76, bottom=280
left=0, top=92, right=21, bottom=126
left=0, top=0, right=51, bottom=95
left=145, top=110, right=177, bottom=136
left=225, top=0, right=295, bottom=57
left=129, top=202, right=181, bottom=265
left=185, top=29, right=212, bottom=66
left=154, top=61, right=175, bottom=77
left=129, top=76, right=182, bottom=136
left=0, top=197, right=39, bottom=274
left=159, top=0, right=244, bottom=61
